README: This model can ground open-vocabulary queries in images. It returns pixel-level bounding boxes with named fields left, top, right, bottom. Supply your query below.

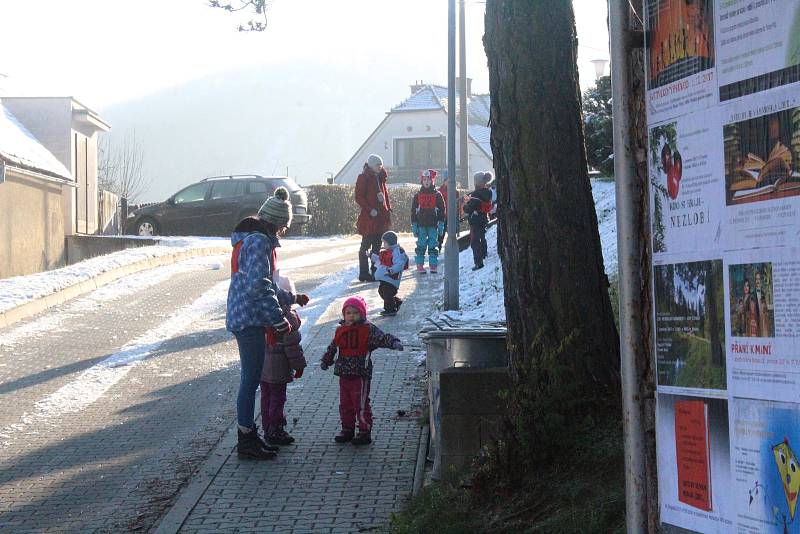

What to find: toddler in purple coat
left=260, top=275, right=307, bottom=445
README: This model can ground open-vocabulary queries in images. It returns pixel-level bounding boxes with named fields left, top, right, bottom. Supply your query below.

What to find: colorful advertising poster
left=649, top=112, right=725, bottom=255
left=655, top=259, right=726, bottom=393
left=729, top=262, right=774, bottom=339
left=646, top=0, right=717, bottom=122
left=716, top=0, right=800, bottom=99
left=658, top=394, right=733, bottom=532
left=731, top=398, right=800, bottom=533
left=725, top=250, right=800, bottom=402
left=723, top=86, right=800, bottom=250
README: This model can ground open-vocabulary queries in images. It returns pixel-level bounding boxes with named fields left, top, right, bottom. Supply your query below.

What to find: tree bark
left=484, top=1, right=619, bottom=393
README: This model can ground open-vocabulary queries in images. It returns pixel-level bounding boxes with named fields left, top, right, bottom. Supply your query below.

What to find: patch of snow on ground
left=0, top=280, right=230, bottom=445
left=0, top=255, right=226, bottom=347
left=0, top=238, right=230, bottom=315
left=591, top=179, right=618, bottom=277
left=444, top=225, right=505, bottom=323
left=442, top=181, right=617, bottom=324
left=0, top=234, right=354, bottom=316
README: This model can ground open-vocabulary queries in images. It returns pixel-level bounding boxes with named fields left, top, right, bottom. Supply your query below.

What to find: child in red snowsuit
left=320, top=296, right=404, bottom=445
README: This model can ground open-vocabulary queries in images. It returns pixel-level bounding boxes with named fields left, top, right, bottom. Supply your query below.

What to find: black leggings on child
left=470, top=225, right=487, bottom=267
left=378, top=282, right=401, bottom=312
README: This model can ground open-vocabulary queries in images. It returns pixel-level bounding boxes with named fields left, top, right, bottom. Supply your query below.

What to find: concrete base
left=439, top=366, right=510, bottom=479
left=65, top=235, right=160, bottom=265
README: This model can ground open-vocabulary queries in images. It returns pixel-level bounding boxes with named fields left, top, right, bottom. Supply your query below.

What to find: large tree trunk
left=485, top=1, right=619, bottom=394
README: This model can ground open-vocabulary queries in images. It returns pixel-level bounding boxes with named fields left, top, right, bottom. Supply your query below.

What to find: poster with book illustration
left=716, top=0, right=800, bottom=100
left=731, top=398, right=800, bottom=533
left=726, top=250, right=800, bottom=403
left=654, top=258, right=726, bottom=393
left=722, top=85, right=800, bottom=250
left=646, top=0, right=717, bottom=122
left=657, top=394, right=733, bottom=532
left=649, top=113, right=724, bottom=255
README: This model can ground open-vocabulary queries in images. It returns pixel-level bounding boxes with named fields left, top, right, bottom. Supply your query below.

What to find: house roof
left=392, top=84, right=492, bottom=158
left=0, top=103, right=72, bottom=180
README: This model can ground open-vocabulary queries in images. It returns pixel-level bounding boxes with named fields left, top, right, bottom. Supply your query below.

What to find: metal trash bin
left=420, top=322, right=507, bottom=479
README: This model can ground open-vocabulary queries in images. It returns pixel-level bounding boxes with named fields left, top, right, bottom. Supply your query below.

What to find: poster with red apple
left=649, top=111, right=725, bottom=256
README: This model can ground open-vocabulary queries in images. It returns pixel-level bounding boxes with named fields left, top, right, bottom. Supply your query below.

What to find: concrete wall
left=438, top=367, right=510, bottom=479
left=0, top=168, right=67, bottom=278
left=65, top=235, right=158, bottom=265
left=334, top=109, right=493, bottom=185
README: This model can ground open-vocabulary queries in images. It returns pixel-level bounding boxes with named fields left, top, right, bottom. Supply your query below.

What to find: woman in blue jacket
left=226, top=187, right=310, bottom=459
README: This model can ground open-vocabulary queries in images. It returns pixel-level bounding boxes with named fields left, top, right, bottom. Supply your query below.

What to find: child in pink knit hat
left=320, top=296, right=403, bottom=445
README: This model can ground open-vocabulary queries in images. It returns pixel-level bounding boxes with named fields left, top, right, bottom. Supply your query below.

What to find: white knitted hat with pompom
left=258, top=187, right=293, bottom=227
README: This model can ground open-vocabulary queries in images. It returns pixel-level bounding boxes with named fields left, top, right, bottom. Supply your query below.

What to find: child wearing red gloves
left=320, top=296, right=403, bottom=445
left=260, top=276, right=308, bottom=446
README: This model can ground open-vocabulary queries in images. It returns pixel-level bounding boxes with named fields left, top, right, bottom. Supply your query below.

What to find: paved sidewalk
left=172, top=271, right=438, bottom=533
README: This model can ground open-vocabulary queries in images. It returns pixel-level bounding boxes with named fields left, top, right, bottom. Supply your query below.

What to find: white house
left=334, top=81, right=493, bottom=188
left=0, top=97, right=110, bottom=278
left=2, top=97, right=111, bottom=236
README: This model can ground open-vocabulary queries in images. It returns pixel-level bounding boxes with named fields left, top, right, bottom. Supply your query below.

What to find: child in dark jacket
left=260, top=275, right=307, bottom=446
left=320, top=296, right=404, bottom=445
left=411, top=169, right=446, bottom=274
left=463, top=172, right=494, bottom=270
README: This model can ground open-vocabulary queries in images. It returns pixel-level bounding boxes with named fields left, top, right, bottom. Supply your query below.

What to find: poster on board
left=657, top=394, right=733, bottom=532
left=649, top=111, right=725, bottom=255
left=654, top=258, right=726, bottom=394
left=725, top=250, right=800, bottom=403
left=731, top=398, right=800, bottom=533
left=722, top=84, right=800, bottom=250
left=646, top=0, right=717, bottom=122
left=716, top=0, right=800, bottom=100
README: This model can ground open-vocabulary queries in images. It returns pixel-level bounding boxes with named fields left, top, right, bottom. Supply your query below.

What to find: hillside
left=100, top=61, right=419, bottom=202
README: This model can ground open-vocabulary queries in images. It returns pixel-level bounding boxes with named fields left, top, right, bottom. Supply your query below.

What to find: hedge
left=304, top=184, right=467, bottom=237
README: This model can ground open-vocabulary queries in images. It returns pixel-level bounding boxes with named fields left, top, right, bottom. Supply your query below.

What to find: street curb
left=0, top=246, right=230, bottom=330
left=413, top=425, right=430, bottom=497
left=153, top=423, right=239, bottom=534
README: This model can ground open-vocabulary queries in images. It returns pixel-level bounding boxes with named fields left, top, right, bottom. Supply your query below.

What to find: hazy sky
left=1, top=0, right=610, bottom=109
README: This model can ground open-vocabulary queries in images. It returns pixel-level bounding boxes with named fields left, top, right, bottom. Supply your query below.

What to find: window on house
left=394, top=137, right=446, bottom=170
left=210, top=181, right=243, bottom=199
left=174, top=183, right=209, bottom=204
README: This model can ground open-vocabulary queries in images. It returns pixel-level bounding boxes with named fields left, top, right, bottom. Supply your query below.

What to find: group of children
left=242, top=169, right=495, bottom=454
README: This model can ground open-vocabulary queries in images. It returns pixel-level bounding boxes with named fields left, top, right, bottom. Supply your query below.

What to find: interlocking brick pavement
left=174, top=271, right=436, bottom=533
left=0, top=240, right=361, bottom=534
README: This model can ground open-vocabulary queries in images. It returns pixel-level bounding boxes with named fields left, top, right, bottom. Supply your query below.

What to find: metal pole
left=444, top=0, right=459, bottom=310
left=459, top=0, right=469, bottom=190
left=609, top=1, right=647, bottom=532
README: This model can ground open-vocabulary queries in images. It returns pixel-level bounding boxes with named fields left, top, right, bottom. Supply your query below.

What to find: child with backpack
left=260, top=275, right=307, bottom=446
left=370, top=231, right=409, bottom=316
left=411, top=169, right=446, bottom=274
left=320, top=296, right=404, bottom=445
left=463, top=171, right=494, bottom=270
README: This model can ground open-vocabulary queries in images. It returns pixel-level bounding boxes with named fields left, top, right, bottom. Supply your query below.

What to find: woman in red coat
left=355, top=154, right=392, bottom=281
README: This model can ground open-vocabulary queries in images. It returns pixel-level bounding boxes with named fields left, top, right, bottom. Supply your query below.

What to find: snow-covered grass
left=591, top=178, right=618, bottom=277
left=443, top=179, right=618, bottom=323
left=445, top=225, right=505, bottom=323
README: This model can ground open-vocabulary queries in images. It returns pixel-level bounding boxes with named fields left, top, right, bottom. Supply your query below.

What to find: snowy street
left=0, top=235, right=380, bottom=532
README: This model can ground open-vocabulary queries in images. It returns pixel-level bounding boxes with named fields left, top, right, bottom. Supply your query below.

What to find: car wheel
left=136, top=217, right=159, bottom=237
